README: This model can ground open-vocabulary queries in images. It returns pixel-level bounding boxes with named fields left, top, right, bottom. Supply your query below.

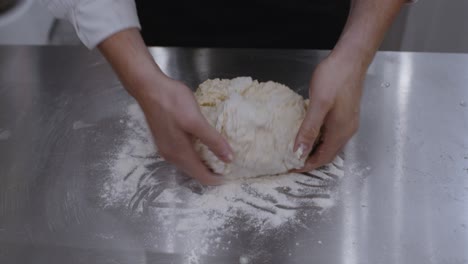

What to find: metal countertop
left=0, top=46, right=468, bottom=264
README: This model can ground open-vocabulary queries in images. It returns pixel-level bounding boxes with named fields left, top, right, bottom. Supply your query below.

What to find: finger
left=190, top=117, right=234, bottom=163
left=173, top=135, right=225, bottom=186
left=296, top=132, right=346, bottom=173
left=294, top=100, right=329, bottom=158
left=177, top=151, right=224, bottom=186
left=155, top=124, right=224, bottom=186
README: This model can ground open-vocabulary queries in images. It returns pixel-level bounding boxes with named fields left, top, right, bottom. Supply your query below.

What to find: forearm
left=98, top=28, right=167, bottom=100
left=331, top=0, right=405, bottom=68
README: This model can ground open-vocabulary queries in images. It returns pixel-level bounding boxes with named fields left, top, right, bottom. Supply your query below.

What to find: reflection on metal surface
left=340, top=161, right=356, bottom=264
left=150, top=48, right=171, bottom=75
left=393, top=53, right=412, bottom=263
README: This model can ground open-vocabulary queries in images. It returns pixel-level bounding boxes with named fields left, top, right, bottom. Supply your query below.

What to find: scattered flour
left=72, top=120, right=95, bottom=130
left=239, top=256, right=250, bottom=264
left=100, top=103, right=345, bottom=261
left=0, top=129, right=11, bottom=140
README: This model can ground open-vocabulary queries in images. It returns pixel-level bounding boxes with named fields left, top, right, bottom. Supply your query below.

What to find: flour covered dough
left=194, top=77, right=309, bottom=179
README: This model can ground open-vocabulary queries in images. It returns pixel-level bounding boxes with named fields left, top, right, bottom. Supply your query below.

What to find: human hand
left=290, top=0, right=405, bottom=172
left=294, top=54, right=366, bottom=172
left=98, top=29, right=232, bottom=185
left=135, top=75, right=233, bottom=185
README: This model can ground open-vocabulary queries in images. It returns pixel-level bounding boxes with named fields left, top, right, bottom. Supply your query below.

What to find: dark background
left=136, top=0, right=350, bottom=49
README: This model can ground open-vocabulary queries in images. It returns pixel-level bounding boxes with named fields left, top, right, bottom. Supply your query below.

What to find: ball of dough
left=194, top=77, right=308, bottom=179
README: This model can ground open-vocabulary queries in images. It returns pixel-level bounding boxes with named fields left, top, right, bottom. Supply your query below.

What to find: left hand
left=293, top=53, right=367, bottom=172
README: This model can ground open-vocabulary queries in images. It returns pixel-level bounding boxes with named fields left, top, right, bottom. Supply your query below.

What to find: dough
left=195, top=77, right=308, bottom=179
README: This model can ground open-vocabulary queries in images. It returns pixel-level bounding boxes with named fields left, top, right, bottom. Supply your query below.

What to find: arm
left=294, top=0, right=406, bottom=171
left=333, top=0, right=406, bottom=68
left=98, top=29, right=233, bottom=185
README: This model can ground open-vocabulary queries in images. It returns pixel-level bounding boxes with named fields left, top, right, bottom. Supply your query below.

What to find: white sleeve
left=40, top=0, right=141, bottom=49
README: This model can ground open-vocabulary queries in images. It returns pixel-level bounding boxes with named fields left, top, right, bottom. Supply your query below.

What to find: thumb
left=191, top=118, right=234, bottom=163
left=294, top=101, right=329, bottom=158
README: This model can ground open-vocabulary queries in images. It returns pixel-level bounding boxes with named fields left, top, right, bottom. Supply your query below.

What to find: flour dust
left=100, top=103, right=345, bottom=263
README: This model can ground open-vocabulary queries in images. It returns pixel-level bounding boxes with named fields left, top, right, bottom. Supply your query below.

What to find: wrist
left=325, top=48, right=369, bottom=82
left=330, top=40, right=374, bottom=72
left=126, top=68, right=170, bottom=103
left=97, top=28, right=170, bottom=102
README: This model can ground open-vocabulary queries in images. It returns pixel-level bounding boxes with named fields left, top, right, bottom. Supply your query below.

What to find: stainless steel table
left=1, top=47, right=467, bottom=264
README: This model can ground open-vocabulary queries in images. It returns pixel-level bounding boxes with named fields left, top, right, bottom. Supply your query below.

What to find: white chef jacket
left=40, top=0, right=141, bottom=49
left=40, top=0, right=415, bottom=50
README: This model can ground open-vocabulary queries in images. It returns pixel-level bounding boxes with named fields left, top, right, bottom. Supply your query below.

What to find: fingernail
left=222, top=152, right=234, bottom=162
left=296, top=143, right=310, bottom=159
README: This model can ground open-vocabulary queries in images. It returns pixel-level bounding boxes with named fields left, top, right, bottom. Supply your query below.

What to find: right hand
left=135, top=75, right=233, bottom=185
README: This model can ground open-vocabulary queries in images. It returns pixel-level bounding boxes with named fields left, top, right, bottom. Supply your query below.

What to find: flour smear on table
left=100, top=103, right=344, bottom=263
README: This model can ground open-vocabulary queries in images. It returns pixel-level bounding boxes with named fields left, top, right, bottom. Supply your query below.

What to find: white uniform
left=40, top=0, right=140, bottom=49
